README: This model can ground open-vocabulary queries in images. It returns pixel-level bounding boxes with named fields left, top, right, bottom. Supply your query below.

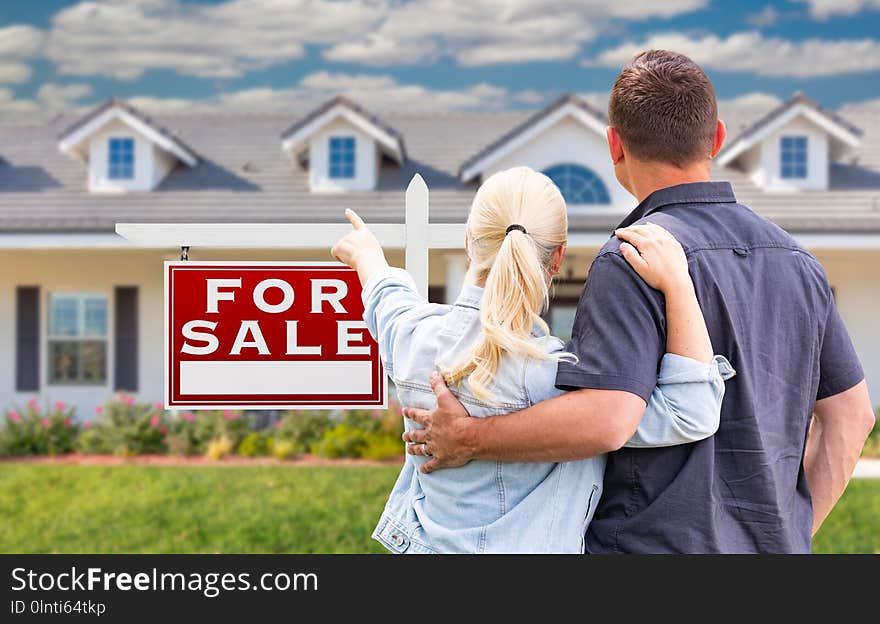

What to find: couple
left=332, top=50, right=876, bottom=554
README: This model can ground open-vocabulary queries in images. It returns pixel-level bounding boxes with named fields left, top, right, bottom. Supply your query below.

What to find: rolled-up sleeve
left=625, top=354, right=736, bottom=448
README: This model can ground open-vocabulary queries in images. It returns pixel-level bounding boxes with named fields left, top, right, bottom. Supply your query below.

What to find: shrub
left=205, top=435, right=234, bottom=461
left=167, top=410, right=248, bottom=455
left=310, top=424, right=369, bottom=458
left=360, top=433, right=404, bottom=461
left=238, top=432, right=269, bottom=457
left=273, top=411, right=334, bottom=448
left=0, top=399, right=79, bottom=456
left=75, top=425, right=114, bottom=455
left=84, top=395, right=167, bottom=456
left=268, top=438, right=300, bottom=460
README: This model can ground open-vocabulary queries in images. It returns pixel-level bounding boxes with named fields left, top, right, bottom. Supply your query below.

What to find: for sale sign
left=164, top=261, right=385, bottom=409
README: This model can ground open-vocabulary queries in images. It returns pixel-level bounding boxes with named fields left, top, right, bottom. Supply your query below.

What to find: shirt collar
left=615, top=181, right=737, bottom=230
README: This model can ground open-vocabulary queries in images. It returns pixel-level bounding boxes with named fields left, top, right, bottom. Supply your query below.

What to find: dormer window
left=780, top=136, right=807, bottom=179
left=716, top=93, right=861, bottom=192
left=108, top=137, right=135, bottom=180
left=280, top=96, right=405, bottom=193
left=58, top=99, right=197, bottom=193
left=329, top=136, right=356, bottom=179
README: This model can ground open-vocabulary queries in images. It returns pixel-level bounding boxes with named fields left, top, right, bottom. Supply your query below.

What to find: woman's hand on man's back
left=614, top=223, right=691, bottom=293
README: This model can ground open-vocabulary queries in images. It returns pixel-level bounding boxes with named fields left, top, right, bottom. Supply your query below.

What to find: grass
left=0, top=464, right=876, bottom=554
left=812, top=479, right=880, bottom=554
left=0, top=464, right=399, bottom=554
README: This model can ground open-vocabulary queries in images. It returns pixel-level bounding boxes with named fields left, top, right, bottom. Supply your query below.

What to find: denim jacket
left=362, top=266, right=735, bottom=554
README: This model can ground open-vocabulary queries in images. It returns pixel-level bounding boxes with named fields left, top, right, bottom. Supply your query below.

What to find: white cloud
left=839, top=96, right=880, bottom=114
left=124, top=71, right=540, bottom=113
left=41, top=0, right=708, bottom=78
left=718, top=92, right=783, bottom=109
left=746, top=6, right=781, bottom=27
left=45, top=0, right=386, bottom=80
left=0, top=87, right=39, bottom=116
left=36, top=83, right=94, bottom=113
left=585, top=31, right=880, bottom=77
left=0, top=25, right=45, bottom=84
left=791, top=0, right=880, bottom=19
left=324, top=0, right=708, bottom=66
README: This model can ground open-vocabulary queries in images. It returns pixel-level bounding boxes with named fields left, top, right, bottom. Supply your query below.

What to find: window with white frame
left=780, top=136, right=808, bottom=179
left=542, top=163, right=610, bottom=205
left=108, top=137, right=135, bottom=180
left=48, top=294, right=108, bottom=384
left=328, top=136, right=356, bottom=179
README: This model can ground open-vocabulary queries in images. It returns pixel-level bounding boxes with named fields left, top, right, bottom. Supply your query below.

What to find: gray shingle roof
left=279, top=95, right=406, bottom=163
left=57, top=97, right=199, bottom=164
left=0, top=96, right=878, bottom=235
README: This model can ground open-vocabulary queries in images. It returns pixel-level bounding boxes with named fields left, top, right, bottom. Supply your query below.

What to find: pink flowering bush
left=75, top=394, right=167, bottom=456
left=0, top=400, right=79, bottom=456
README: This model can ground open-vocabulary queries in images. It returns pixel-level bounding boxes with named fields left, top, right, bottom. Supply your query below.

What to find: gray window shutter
left=15, top=286, right=40, bottom=392
left=114, top=286, right=139, bottom=392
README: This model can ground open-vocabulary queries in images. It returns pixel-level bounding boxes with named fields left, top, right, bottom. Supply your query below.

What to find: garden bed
left=0, top=452, right=403, bottom=466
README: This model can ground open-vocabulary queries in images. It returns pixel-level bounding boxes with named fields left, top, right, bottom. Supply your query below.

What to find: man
left=402, top=50, right=876, bottom=553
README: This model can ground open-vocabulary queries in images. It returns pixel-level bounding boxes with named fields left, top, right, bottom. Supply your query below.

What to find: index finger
left=345, top=208, right=365, bottom=230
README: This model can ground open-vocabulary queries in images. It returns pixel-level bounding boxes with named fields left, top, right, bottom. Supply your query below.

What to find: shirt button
left=391, top=533, right=404, bottom=546
left=733, top=247, right=750, bottom=257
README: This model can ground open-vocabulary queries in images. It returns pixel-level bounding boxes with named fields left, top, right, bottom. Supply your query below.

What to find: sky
left=0, top=0, right=879, bottom=118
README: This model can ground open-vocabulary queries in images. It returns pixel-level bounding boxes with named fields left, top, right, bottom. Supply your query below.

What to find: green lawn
left=0, top=464, right=876, bottom=554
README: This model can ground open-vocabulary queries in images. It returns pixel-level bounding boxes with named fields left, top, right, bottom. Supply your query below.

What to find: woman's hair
left=442, top=166, right=574, bottom=402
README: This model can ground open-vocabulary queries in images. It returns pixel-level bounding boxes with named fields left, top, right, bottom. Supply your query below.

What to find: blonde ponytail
left=442, top=167, right=573, bottom=402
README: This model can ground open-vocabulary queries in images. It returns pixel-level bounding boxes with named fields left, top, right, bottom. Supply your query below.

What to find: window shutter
left=15, top=286, right=40, bottom=392
left=114, top=286, right=139, bottom=392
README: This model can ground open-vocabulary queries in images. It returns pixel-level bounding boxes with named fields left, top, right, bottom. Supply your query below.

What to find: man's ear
left=549, top=243, right=567, bottom=277
left=607, top=126, right=625, bottom=165
left=711, top=119, right=727, bottom=159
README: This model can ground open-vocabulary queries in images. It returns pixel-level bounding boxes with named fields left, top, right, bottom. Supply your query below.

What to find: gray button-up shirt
left=557, top=181, right=865, bottom=553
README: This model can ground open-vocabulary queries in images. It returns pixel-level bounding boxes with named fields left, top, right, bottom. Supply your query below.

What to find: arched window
left=542, top=163, right=610, bottom=205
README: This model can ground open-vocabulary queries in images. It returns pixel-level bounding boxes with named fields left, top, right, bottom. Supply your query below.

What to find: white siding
left=748, top=116, right=830, bottom=191
left=87, top=120, right=157, bottom=193
left=485, top=116, right=635, bottom=214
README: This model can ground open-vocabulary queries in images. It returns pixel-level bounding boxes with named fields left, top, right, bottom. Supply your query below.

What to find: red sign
left=165, top=261, right=385, bottom=409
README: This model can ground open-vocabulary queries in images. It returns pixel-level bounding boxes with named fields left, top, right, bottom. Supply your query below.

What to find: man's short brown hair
left=608, top=49, right=718, bottom=167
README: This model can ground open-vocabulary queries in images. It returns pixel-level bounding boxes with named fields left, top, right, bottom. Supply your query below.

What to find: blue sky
left=1, top=0, right=879, bottom=116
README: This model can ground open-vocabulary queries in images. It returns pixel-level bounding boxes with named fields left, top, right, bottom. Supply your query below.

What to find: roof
left=459, top=94, right=607, bottom=182
left=279, top=95, right=406, bottom=164
left=717, top=92, right=862, bottom=167
left=0, top=95, right=878, bottom=235
left=58, top=98, right=199, bottom=167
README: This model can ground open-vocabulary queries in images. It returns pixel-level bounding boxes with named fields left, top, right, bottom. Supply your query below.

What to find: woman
left=332, top=166, right=734, bottom=554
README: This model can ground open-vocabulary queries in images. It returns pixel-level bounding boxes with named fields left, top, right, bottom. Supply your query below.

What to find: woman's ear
left=549, top=243, right=567, bottom=277
left=464, top=229, right=473, bottom=263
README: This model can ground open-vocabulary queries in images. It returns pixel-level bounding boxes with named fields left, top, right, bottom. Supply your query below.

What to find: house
left=1, top=93, right=878, bottom=417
